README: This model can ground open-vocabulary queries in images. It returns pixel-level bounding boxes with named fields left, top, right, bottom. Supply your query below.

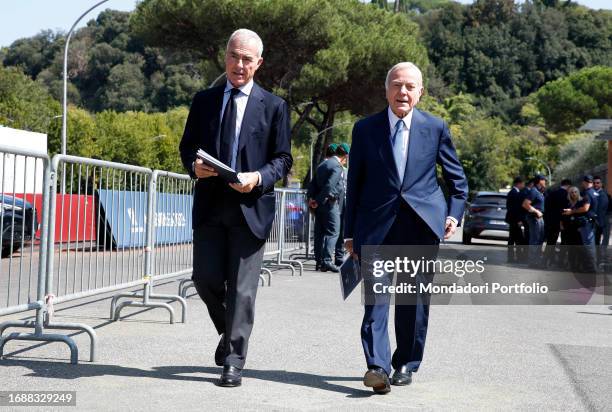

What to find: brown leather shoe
left=363, top=367, right=391, bottom=394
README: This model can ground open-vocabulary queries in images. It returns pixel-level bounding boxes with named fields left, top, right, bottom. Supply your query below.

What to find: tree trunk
left=314, top=101, right=336, bottom=168
left=290, top=102, right=314, bottom=139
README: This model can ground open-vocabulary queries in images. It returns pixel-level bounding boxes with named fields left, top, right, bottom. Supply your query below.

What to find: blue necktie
left=391, top=119, right=405, bottom=180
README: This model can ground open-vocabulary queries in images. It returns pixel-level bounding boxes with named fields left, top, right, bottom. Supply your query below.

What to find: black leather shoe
left=391, top=365, right=413, bottom=386
left=214, top=334, right=225, bottom=367
left=218, top=365, right=242, bottom=387
left=321, top=263, right=340, bottom=273
left=363, top=367, right=391, bottom=394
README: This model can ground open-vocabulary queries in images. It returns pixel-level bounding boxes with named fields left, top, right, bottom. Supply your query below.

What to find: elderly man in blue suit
left=344, top=62, right=468, bottom=394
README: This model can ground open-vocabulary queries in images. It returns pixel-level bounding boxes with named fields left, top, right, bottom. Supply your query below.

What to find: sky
left=1, top=0, right=610, bottom=48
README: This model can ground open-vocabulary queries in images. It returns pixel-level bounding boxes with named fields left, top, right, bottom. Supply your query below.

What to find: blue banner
left=97, top=189, right=192, bottom=248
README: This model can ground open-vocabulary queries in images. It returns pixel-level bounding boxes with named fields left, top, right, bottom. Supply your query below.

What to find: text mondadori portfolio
left=372, top=282, right=549, bottom=295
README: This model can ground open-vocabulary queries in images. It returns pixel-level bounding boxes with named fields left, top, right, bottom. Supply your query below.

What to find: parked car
left=0, top=194, right=38, bottom=257
left=462, top=191, right=509, bottom=244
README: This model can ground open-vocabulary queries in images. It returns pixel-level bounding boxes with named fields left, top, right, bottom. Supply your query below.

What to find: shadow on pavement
left=0, top=360, right=372, bottom=397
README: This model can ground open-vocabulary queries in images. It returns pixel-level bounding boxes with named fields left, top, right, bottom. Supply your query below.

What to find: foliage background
left=1, top=0, right=610, bottom=191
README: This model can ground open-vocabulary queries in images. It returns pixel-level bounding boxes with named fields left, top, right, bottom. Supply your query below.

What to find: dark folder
left=196, top=149, right=241, bottom=183
left=339, top=255, right=361, bottom=300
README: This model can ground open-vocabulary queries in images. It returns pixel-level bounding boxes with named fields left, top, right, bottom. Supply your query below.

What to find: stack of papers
left=196, top=149, right=240, bottom=183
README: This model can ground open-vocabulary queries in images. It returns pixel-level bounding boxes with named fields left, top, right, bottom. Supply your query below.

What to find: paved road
left=0, top=251, right=610, bottom=411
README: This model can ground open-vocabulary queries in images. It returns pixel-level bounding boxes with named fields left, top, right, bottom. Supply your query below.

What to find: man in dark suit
left=593, top=176, right=609, bottom=247
left=344, top=62, right=468, bottom=394
left=543, top=178, right=571, bottom=266
left=334, top=143, right=350, bottom=266
left=179, top=29, right=292, bottom=387
left=505, top=176, right=527, bottom=262
left=522, top=174, right=547, bottom=267
left=307, top=143, right=337, bottom=270
left=308, top=144, right=347, bottom=272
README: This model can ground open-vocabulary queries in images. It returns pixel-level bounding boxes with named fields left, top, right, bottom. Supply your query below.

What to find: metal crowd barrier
left=0, top=147, right=90, bottom=364
left=111, top=170, right=191, bottom=323
left=261, top=189, right=305, bottom=276
left=178, top=188, right=311, bottom=297
left=0, top=146, right=312, bottom=364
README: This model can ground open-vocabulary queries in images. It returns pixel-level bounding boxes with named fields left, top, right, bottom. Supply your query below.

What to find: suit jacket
left=307, top=157, right=345, bottom=205
left=595, top=188, right=609, bottom=226
left=543, top=187, right=568, bottom=226
left=505, top=187, right=528, bottom=224
left=345, top=108, right=468, bottom=254
left=179, top=83, right=292, bottom=239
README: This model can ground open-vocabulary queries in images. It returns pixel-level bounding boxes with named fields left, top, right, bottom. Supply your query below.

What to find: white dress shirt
left=221, top=80, right=253, bottom=169
left=218, top=80, right=261, bottom=185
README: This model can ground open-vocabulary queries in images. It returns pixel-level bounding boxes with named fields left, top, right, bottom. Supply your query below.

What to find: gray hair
left=227, top=29, right=264, bottom=57
left=385, top=62, right=423, bottom=89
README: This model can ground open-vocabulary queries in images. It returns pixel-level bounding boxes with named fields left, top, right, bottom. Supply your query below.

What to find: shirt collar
left=388, top=107, right=413, bottom=132
left=224, top=80, right=254, bottom=96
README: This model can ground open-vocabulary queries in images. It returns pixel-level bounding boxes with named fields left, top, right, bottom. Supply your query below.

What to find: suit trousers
left=313, top=212, right=323, bottom=265
left=507, top=221, right=527, bottom=262
left=315, top=201, right=341, bottom=266
left=361, top=200, right=439, bottom=376
left=335, top=200, right=346, bottom=263
left=544, top=219, right=561, bottom=266
left=192, top=193, right=266, bottom=369
left=527, top=215, right=545, bottom=266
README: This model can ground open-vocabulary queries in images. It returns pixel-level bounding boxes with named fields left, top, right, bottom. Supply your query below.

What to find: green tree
left=131, top=0, right=428, bottom=172
left=416, top=0, right=612, bottom=122
left=0, top=65, right=61, bottom=134
left=102, top=61, right=148, bottom=111
left=3, top=30, right=64, bottom=78
left=536, top=66, right=612, bottom=132
left=453, top=117, right=518, bottom=191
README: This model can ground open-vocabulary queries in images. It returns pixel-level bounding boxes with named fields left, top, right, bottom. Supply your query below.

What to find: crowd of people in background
left=307, top=143, right=350, bottom=273
left=309, top=147, right=611, bottom=275
left=505, top=174, right=611, bottom=272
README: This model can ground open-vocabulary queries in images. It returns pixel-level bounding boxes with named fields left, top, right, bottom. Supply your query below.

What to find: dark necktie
left=219, top=88, right=240, bottom=166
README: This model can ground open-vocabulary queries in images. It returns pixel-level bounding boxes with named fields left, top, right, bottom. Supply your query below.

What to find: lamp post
left=46, top=114, right=62, bottom=130
left=526, top=156, right=552, bottom=185
left=61, top=0, right=110, bottom=156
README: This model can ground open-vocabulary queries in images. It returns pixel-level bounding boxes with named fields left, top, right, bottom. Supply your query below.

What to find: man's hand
left=229, top=172, right=259, bottom=194
left=308, top=199, right=318, bottom=210
left=194, top=158, right=218, bottom=179
left=444, top=218, right=457, bottom=240
left=534, top=209, right=543, bottom=219
left=561, top=208, right=572, bottom=216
